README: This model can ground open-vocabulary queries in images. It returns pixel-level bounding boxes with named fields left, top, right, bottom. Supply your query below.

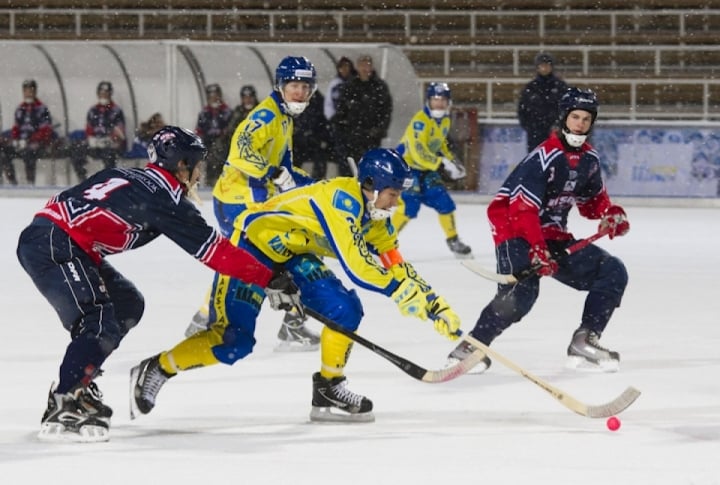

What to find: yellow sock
left=438, top=212, right=458, bottom=240
left=320, top=326, right=354, bottom=379
left=159, top=327, right=224, bottom=374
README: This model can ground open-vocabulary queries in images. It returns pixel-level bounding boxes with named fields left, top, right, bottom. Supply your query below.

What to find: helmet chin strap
left=366, top=190, right=394, bottom=220
left=280, top=88, right=309, bottom=116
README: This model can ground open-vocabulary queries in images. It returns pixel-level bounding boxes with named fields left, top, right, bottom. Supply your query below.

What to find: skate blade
left=128, top=365, right=142, bottom=420
left=452, top=252, right=474, bottom=260
left=565, top=355, right=619, bottom=373
left=309, top=406, right=375, bottom=423
left=38, top=423, right=109, bottom=443
left=444, top=356, right=490, bottom=375
left=274, top=341, right=320, bottom=353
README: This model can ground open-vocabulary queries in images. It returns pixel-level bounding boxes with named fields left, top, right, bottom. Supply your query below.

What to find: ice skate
left=77, top=381, right=113, bottom=425
left=446, top=236, right=473, bottom=259
left=129, top=354, right=174, bottom=419
left=566, top=328, right=620, bottom=372
left=274, top=309, right=320, bottom=352
left=445, top=339, right=491, bottom=375
left=38, top=384, right=109, bottom=443
left=184, top=309, right=209, bottom=337
left=310, top=372, right=374, bottom=423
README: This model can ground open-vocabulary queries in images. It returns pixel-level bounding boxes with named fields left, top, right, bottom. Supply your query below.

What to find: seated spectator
left=0, top=131, right=18, bottom=185
left=69, top=81, right=127, bottom=180
left=126, top=112, right=165, bottom=158
left=10, top=79, right=54, bottom=185
left=196, top=83, right=232, bottom=186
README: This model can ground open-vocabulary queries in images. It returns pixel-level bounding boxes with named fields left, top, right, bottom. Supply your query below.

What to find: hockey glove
left=272, top=166, right=296, bottom=192
left=441, top=157, right=467, bottom=180
left=426, top=295, right=461, bottom=340
left=599, top=205, right=630, bottom=239
left=265, top=269, right=303, bottom=316
left=529, top=244, right=558, bottom=277
left=391, top=278, right=429, bottom=321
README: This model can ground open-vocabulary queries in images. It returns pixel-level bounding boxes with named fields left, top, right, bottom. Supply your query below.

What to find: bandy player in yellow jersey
left=184, top=56, right=321, bottom=350
left=130, top=149, right=462, bottom=423
left=391, top=82, right=473, bottom=259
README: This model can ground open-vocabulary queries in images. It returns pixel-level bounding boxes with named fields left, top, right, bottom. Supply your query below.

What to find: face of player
left=566, top=109, right=593, bottom=135
left=428, top=96, right=449, bottom=111
left=282, top=81, right=312, bottom=103
left=373, top=187, right=402, bottom=210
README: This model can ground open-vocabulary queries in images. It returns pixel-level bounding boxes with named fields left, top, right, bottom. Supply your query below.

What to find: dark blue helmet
left=275, top=56, right=317, bottom=91
left=358, top=149, right=413, bottom=192
left=558, top=87, right=599, bottom=148
left=426, top=82, right=452, bottom=118
left=559, top=87, right=599, bottom=125
left=275, top=56, right=317, bottom=116
left=426, top=82, right=451, bottom=101
left=148, top=126, right=207, bottom=174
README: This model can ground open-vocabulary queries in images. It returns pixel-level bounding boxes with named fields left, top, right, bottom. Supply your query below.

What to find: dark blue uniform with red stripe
left=17, top=164, right=272, bottom=394
left=469, top=132, right=628, bottom=345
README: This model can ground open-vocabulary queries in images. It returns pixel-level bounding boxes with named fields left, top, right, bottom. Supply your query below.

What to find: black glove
left=265, top=269, right=303, bottom=315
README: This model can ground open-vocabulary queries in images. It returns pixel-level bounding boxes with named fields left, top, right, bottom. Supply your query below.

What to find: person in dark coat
left=517, top=52, right=568, bottom=152
left=331, top=54, right=393, bottom=176
left=293, top=90, right=333, bottom=179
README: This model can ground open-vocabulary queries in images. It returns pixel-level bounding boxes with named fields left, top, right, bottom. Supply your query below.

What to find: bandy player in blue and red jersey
left=16, top=126, right=299, bottom=443
left=447, top=87, right=630, bottom=374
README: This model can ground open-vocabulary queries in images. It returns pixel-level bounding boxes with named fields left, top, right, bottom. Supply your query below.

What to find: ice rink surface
left=1, top=194, right=719, bottom=484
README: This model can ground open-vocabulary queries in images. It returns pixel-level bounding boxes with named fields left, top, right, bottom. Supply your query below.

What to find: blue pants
left=470, top=237, right=628, bottom=345
left=401, top=169, right=456, bottom=219
left=16, top=218, right=144, bottom=393
left=207, top=237, right=363, bottom=364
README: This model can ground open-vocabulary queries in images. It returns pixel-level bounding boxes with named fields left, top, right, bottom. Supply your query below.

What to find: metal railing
left=423, top=77, right=720, bottom=121
left=2, top=7, right=720, bottom=42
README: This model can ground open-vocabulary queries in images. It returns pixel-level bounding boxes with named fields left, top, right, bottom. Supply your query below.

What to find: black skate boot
left=77, top=381, right=113, bottom=425
left=310, top=372, right=374, bottom=423
left=446, top=236, right=473, bottom=259
left=38, top=384, right=109, bottom=443
left=566, top=328, right=620, bottom=372
left=129, top=354, right=174, bottom=419
left=275, top=309, right=320, bottom=352
left=445, top=339, right=491, bottom=375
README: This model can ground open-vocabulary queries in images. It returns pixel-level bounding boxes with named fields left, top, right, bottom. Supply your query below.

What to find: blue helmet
left=358, top=149, right=413, bottom=192
left=275, top=56, right=317, bottom=116
left=426, top=82, right=452, bottom=118
left=558, top=87, right=599, bottom=125
left=148, top=126, right=207, bottom=174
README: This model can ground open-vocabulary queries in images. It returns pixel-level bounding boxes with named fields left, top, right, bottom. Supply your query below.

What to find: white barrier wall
left=478, top=123, right=720, bottom=198
left=0, top=40, right=420, bottom=148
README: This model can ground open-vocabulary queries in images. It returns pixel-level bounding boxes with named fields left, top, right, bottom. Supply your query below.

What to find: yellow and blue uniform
left=161, top=177, right=436, bottom=378
left=211, top=90, right=313, bottom=236
left=392, top=107, right=459, bottom=236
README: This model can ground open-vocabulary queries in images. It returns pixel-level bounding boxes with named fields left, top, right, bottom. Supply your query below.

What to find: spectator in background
left=10, top=79, right=54, bottom=185
left=228, top=85, right=259, bottom=135
left=70, top=81, right=127, bottom=181
left=125, top=112, right=165, bottom=159
left=324, top=56, right=355, bottom=121
left=332, top=54, right=392, bottom=176
left=293, top=89, right=333, bottom=179
left=0, top=134, right=18, bottom=185
left=196, top=83, right=232, bottom=187
left=517, top=52, right=568, bottom=153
